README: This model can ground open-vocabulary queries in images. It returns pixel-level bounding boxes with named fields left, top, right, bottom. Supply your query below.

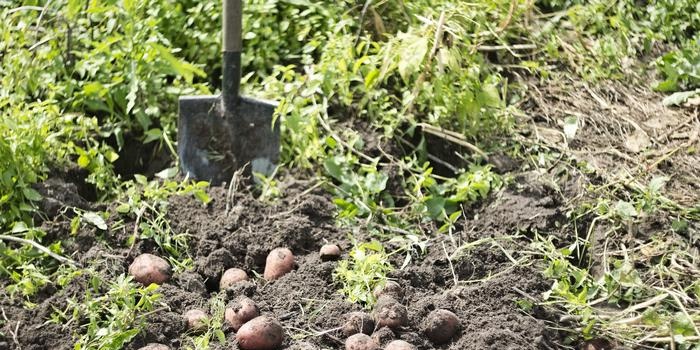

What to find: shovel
left=177, top=0, right=279, bottom=185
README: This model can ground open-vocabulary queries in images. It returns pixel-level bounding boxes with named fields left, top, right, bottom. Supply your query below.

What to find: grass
left=0, top=0, right=698, bottom=348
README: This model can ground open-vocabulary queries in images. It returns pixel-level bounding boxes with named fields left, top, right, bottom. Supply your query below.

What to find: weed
left=334, top=241, right=394, bottom=308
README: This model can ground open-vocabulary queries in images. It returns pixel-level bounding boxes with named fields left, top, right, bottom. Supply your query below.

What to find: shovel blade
left=177, top=95, right=279, bottom=185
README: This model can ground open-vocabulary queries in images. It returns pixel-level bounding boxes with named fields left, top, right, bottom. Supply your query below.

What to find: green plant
left=50, top=272, right=162, bottom=350
left=334, top=241, right=394, bottom=308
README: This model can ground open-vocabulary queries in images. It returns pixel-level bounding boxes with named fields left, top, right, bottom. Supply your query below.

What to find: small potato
left=341, top=312, right=375, bottom=337
left=385, top=340, right=416, bottom=350
left=372, top=281, right=404, bottom=301
left=236, top=316, right=284, bottom=350
left=319, top=244, right=341, bottom=261
left=184, top=309, right=208, bottom=332
left=372, top=296, right=407, bottom=330
left=220, top=268, right=249, bottom=290
left=137, top=344, right=170, bottom=350
left=423, top=309, right=459, bottom=345
left=225, top=297, right=260, bottom=331
left=128, top=253, right=171, bottom=285
left=345, top=333, right=379, bottom=350
left=370, top=326, right=394, bottom=346
left=263, top=248, right=295, bottom=280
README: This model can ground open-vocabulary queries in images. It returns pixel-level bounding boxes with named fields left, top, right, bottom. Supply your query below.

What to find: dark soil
left=0, top=167, right=569, bottom=350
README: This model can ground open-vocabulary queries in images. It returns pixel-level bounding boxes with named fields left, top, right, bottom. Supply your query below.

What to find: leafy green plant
left=52, top=273, right=162, bottom=350
left=334, top=241, right=394, bottom=308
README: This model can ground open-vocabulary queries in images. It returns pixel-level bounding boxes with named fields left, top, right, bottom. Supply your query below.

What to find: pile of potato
left=342, top=281, right=460, bottom=350
left=130, top=247, right=296, bottom=350
left=130, top=245, right=460, bottom=350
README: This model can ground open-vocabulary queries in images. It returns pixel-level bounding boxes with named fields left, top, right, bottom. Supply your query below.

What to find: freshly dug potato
left=220, top=267, right=248, bottom=290
left=128, top=253, right=171, bottom=285
left=423, top=309, right=459, bottom=344
left=319, top=244, right=341, bottom=261
left=372, top=281, right=404, bottom=301
left=372, top=296, right=407, bottom=330
left=345, top=333, right=379, bottom=350
left=225, top=296, right=260, bottom=331
left=236, top=316, right=284, bottom=350
left=341, top=312, right=375, bottom=337
left=385, top=340, right=416, bottom=350
left=370, top=326, right=394, bottom=345
left=137, top=344, right=170, bottom=350
left=263, top=248, right=295, bottom=280
left=184, top=309, right=208, bottom=332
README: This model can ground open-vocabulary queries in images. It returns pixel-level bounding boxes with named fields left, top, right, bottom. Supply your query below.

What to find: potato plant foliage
left=0, top=0, right=699, bottom=348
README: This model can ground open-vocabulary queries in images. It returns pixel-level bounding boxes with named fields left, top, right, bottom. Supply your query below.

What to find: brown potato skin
left=220, top=268, right=248, bottom=290
left=225, top=297, right=260, bottom=331
left=319, top=244, right=341, bottom=261
left=128, top=253, right=171, bottom=285
left=345, top=333, right=379, bottom=350
left=184, top=309, right=208, bottom=332
left=372, top=296, right=407, bottom=330
left=341, top=312, right=375, bottom=337
left=385, top=340, right=416, bottom=350
left=137, top=344, right=170, bottom=350
left=372, top=281, right=404, bottom=301
left=263, top=248, right=295, bottom=280
left=423, top=309, right=459, bottom=345
left=236, top=316, right=284, bottom=350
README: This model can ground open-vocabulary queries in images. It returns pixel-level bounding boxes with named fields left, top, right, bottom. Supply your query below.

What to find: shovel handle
left=222, top=0, right=242, bottom=108
left=223, top=0, right=242, bottom=52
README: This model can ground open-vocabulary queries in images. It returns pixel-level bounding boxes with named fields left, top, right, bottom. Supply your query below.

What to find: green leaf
left=77, top=154, right=90, bottom=168
left=397, top=33, right=428, bottom=82
left=151, top=43, right=206, bottom=84
left=155, top=167, right=178, bottom=179
left=615, top=200, right=638, bottom=219
left=82, top=212, right=107, bottom=230
left=22, top=188, right=42, bottom=202
left=663, top=90, right=700, bottom=106
left=193, top=190, right=211, bottom=205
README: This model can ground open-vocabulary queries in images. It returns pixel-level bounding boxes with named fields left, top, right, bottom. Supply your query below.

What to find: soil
left=0, top=167, right=567, bottom=350
left=5, top=73, right=694, bottom=350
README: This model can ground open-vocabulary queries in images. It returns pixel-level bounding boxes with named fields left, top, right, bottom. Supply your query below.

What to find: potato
left=220, top=268, right=249, bottom=290
left=372, top=281, right=404, bottom=301
left=423, top=309, right=459, bottom=344
left=319, top=244, right=341, bottom=261
left=263, top=247, right=295, bottom=280
left=128, top=253, right=171, bottom=285
left=345, top=333, right=379, bottom=350
left=341, top=312, right=375, bottom=337
left=184, top=309, right=208, bottom=332
left=236, top=316, right=284, bottom=350
left=370, top=326, right=394, bottom=345
left=385, top=340, right=416, bottom=350
left=225, top=297, right=260, bottom=331
left=372, top=296, right=407, bottom=330
left=137, top=344, right=170, bottom=350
